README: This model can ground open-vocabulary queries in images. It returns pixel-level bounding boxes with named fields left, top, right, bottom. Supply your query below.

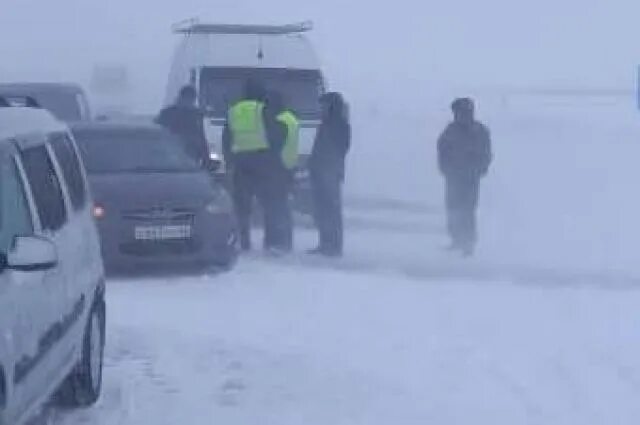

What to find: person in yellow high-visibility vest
left=222, top=80, right=287, bottom=252
left=278, top=108, right=300, bottom=171
left=267, top=91, right=300, bottom=251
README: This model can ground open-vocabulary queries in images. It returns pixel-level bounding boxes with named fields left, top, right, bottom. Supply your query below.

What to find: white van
left=0, top=101, right=105, bottom=424
left=165, top=21, right=326, bottom=210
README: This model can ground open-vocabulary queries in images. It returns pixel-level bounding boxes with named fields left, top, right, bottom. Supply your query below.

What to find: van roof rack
left=173, top=20, right=313, bottom=35
left=0, top=95, right=41, bottom=109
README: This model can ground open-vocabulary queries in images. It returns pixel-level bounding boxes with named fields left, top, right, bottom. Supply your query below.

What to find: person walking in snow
left=437, top=97, right=492, bottom=257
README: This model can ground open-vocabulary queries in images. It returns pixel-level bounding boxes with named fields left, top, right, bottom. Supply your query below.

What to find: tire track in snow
left=52, top=326, right=431, bottom=425
left=49, top=328, right=185, bottom=425
left=486, top=364, right=545, bottom=425
left=247, top=251, right=640, bottom=291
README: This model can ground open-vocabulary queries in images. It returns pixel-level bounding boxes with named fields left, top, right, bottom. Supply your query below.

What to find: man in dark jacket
left=156, top=85, right=209, bottom=165
left=222, top=80, right=287, bottom=252
left=309, top=92, right=351, bottom=257
left=437, top=97, right=492, bottom=257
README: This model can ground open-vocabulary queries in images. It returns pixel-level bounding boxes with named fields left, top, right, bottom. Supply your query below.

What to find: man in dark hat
left=437, top=97, right=492, bottom=257
left=156, top=85, right=209, bottom=165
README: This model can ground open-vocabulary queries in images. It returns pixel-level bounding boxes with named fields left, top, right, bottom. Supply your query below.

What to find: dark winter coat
left=437, top=121, right=492, bottom=180
left=309, top=118, right=351, bottom=181
left=156, top=105, right=209, bottom=164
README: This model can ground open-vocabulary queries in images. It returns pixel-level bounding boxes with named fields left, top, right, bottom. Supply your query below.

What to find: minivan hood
left=88, top=171, right=214, bottom=212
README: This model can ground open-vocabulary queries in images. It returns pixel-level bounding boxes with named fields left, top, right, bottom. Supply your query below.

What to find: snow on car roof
left=70, top=120, right=164, bottom=135
left=0, top=107, right=67, bottom=141
left=0, top=82, right=85, bottom=94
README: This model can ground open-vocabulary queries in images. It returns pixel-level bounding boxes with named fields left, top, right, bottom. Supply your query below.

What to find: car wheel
left=55, top=299, right=105, bottom=407
left=213, top=253, right=238, bottom=272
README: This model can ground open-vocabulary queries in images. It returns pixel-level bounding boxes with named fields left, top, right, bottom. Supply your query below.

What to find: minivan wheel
left=213, top=248, right=239, bottom=272
left=55, top=299, right=105, bottom=407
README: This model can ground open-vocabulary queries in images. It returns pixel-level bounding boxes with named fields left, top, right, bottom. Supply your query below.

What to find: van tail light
left=93, top=204, right=106, bottom=219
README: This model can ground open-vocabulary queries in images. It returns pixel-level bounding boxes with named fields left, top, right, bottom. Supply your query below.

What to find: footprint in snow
left=217, top=378, right=247, bottom=407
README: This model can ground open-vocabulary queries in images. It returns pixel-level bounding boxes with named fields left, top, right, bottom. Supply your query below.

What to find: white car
left=0, top=101, right=106, bottom=425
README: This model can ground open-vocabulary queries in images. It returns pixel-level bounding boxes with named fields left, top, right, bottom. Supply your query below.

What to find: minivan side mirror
left=6, top=236, right=58, bottom=272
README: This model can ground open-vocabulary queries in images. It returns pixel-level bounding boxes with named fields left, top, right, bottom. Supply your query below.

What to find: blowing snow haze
left=2, top=0, right=640, bottom=100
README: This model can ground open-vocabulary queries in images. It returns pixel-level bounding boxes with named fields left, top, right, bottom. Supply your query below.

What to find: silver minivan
left=0, top=101, right=105, bottom=424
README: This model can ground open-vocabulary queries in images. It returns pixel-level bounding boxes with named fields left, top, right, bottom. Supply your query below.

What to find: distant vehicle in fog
left=90, top=64, right=133, bottom=118
left=0, top=82, right=92, bottom=122
left=165, top=20, right=325, bottom=212
left=71, top=121, right=238, bottom=274
left=0, top=102, right=105, bottom=425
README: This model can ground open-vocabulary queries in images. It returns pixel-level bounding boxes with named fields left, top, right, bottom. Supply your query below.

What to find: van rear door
left=199, top=67, right=324, bottom=155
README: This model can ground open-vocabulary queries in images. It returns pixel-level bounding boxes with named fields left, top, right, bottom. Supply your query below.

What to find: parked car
left=0, top=101, right=106, bottom=425
left=0, top=83, right=92, bottom=122
left=70, top=121, right=238, bottom=274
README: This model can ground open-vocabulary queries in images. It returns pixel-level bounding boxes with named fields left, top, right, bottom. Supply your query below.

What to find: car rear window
left=73, top=128, right=200, bottom=174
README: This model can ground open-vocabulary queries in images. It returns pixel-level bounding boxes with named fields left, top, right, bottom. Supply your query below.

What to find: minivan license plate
left=135, top=225, right=192, bottom=241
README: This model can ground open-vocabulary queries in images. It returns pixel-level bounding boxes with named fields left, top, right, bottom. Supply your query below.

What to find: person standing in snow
left=308, top=92, right=351, bottom=257
left=222, top=80, right=287, bottom=253
left=437, top=97, right=492, bottom=257
left=156, top=85, right=210, bottom=166
left=268, top=91, right=299, bottom=252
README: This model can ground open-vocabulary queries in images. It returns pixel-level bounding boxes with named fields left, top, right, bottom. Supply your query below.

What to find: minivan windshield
left=73, top=128, right=200, bottom=174
left=199, top=67, right=323, bottom=120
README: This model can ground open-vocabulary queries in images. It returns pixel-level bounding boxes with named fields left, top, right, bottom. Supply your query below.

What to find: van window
left=0, top=155, right=33, bottom=252
left=50, top=133, right=87, bottom=211
left=20, top=146, right=68, bottom=232
left=199, top=67, right=323, bottom=120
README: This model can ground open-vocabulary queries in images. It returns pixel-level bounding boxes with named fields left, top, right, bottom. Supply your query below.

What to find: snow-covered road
left=48, top=215, right=640, bottom=425
left=48, top=97, right=640, bottom=424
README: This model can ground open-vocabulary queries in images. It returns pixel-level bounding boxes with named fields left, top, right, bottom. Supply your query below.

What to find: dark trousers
left=232, top=152, right=280, bottom=250
left=445, top=176, right=480, bottom=250
left=311, top=171, right=343, bottom=254
left=270, top=168, right=294, bottom=251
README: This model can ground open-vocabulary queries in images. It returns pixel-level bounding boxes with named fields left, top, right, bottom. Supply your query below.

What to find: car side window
left=20, top=145, right=68, bottom=232
left=0, top=154, right=34, bottom=253
left=50, top=133, right=88, bottom=211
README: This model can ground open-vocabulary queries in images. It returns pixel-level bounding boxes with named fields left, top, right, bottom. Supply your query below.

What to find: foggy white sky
left=1, top=0, right=640, bottom=110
